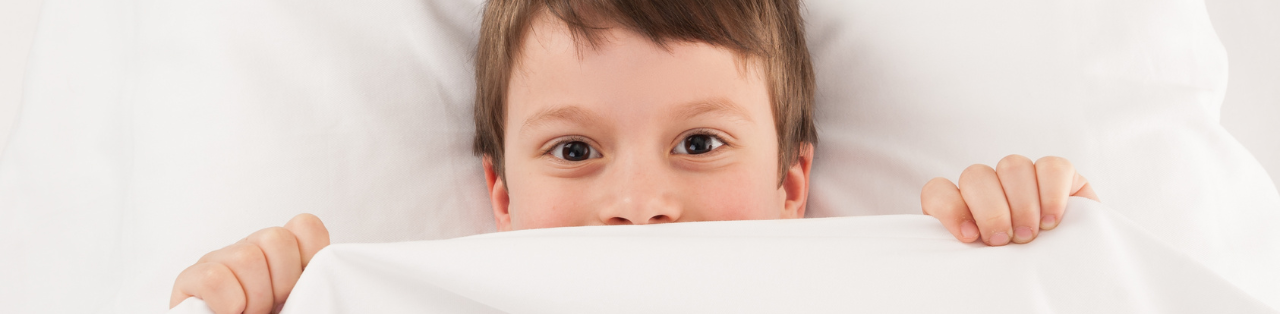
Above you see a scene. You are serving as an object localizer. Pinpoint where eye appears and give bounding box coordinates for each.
[551,141,602,161]
[673,134,724,155]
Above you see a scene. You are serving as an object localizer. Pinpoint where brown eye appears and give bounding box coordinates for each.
[552,141,601,161]
[673,134,724,155]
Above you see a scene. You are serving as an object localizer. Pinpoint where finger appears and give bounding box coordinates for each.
[1071,172,1100,202]
[284,213,330,267]
[1035,156,1076,230]
[922,177,980,243]
[959,164,1013,246]
[203,243,275,314]
[995,155,1040,244]
[246,227,302,313]
[171,262,246,314]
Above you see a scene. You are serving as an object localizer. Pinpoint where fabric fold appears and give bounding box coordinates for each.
[170,198,1276,314]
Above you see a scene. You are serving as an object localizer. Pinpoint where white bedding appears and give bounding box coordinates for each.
[6,0,1280,312]
[168,198,1276,313]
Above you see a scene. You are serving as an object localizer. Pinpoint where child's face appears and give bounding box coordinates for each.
[484,14,812,231]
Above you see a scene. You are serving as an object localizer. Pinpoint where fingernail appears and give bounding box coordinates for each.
[1013,226,1034,243]
[988,231,1010,246]
[960,220,979,241]
[1041,215,1058,229]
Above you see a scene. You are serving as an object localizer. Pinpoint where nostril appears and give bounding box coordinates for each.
[650,215,669,223]
[608,217,632,225]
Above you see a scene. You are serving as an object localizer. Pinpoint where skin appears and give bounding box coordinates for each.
[170,214,328,314]
[170,13,1098,314]
[922,155,1099,246]
[487,13,809,230]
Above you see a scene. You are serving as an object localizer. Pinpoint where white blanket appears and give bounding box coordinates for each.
[169,198,1274,314]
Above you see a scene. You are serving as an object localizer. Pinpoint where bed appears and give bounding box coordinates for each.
[165,199,1275,313]
[2,0,1278,312]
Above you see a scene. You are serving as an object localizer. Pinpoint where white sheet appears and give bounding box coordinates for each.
[169,198,1275,313]
[7,0,1280,312]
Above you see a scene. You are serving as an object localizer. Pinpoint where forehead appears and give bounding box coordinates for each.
[513,9,760,75]
[507,12,770,129]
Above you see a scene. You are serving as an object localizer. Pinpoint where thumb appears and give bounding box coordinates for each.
[1070,172,1100,202]
[283,213,330,267]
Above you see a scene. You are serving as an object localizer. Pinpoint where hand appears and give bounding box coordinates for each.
[170,214,330,314]
[921,155,1099,246]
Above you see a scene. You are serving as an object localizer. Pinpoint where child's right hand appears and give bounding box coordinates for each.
[169,214,330,314]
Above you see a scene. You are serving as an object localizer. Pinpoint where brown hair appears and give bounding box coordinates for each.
[473,0,816,184]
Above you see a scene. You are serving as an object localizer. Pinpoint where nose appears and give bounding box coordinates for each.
[596,155,683,225]
[601,199,681,225]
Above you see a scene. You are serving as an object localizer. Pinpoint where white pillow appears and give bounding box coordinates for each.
[1,0,1276,313]
[1,0,492,313]
[802,0,1280,306]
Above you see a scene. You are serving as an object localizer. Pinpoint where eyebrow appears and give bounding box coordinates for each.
[673,98,754,124]
[519,98,754,135]
[521,105,603,134]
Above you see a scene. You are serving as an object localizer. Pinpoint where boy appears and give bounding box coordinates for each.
[171,0,1098,313]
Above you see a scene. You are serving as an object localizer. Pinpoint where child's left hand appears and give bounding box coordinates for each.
[921,155,1099,246]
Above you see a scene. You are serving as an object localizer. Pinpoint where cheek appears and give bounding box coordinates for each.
[506,175,593,230]
[682,165,781,221]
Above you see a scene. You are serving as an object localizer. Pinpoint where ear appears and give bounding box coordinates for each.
[484,156,513,231]
[779,144,814,219]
